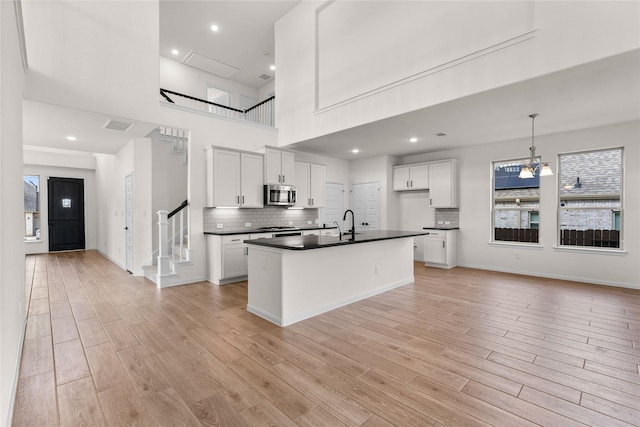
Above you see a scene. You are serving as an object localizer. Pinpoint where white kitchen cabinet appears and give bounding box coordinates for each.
[429,160,458,208]
[207,234,250,284]
[413,235,425,261]
[206,147,264,207]
[240,153,264,207]
[222,237,248,279]
[393,163,429,191]
[423,229,457,268]
[303,229,336,236]
[294,162,326,208]
[265,148,295,185]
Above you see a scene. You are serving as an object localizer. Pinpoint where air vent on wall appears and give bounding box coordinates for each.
[259,74,271,80]
[104,119,134,132]
[183,50,238,78]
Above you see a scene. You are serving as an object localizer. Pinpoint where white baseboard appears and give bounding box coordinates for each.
[458,263,640,290]
[96,250,126,271]
[6,315,27,427]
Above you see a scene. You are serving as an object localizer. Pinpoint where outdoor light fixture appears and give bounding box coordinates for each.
[519,113,553,179]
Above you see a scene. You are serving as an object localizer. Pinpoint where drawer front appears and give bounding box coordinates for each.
[222,234,249,245]
[424,230,444,238]
[248,233,273,240]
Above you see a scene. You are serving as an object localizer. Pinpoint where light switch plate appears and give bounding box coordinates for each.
[437,220,444,225]
[307,220,312,224]
[444,221,450,225]
[245,223,251,227]
[288,221,293,225]
[216,224,223,229]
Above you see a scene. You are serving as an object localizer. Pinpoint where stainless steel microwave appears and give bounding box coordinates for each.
[264,184,296,206]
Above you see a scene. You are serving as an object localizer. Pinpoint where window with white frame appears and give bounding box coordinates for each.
[492,158,541,244]
[24,175,41,241]
[558,147,623,249]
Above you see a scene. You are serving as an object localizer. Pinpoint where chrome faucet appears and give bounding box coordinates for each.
[343,209,355,240]
[333,221,341,236]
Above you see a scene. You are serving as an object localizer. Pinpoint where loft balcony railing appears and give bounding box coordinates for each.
[160,88,275,128]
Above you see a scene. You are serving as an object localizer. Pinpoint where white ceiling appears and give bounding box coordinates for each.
[23,101,158,155]
[159,0,300,89]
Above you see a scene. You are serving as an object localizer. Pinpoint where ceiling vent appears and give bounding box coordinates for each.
[259,74,272,80]
[183,50,238,78]
[104,119,134,132]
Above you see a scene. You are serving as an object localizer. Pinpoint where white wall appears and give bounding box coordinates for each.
[275,1,640,146]
[0,1,26,424]
[402,121,640,289]
[95,138,153,275]
[22,0,160,124]
[349,155,400,230]
[160,57,269,109]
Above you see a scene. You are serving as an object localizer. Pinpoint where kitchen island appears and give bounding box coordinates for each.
[245,230,428,326]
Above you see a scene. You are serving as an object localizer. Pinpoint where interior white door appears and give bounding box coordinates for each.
[321,182,344,228]
[125,173,134,273]
[351,182,380,232]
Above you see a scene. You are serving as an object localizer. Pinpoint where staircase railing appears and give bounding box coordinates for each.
[157,200,190,278]
[159,88,275,128]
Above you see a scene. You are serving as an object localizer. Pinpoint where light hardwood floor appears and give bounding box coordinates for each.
[12,250,640,426]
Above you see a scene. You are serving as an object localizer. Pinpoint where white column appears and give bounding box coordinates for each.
[157,210,171,277]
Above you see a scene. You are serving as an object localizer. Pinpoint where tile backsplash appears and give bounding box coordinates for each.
[203,207,320,232]
[434,208,459,228]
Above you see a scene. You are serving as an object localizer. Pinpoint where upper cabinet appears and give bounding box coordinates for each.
[392,163,429,191]
[393,159,458,208]
[294,162,326,208]
[265,148,295,185]
[428,160,457,208]
[206,147,264,208]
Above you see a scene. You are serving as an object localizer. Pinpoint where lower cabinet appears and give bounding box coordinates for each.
[424,229,457,269]
[207,234,250,285]
[302,229,335,236]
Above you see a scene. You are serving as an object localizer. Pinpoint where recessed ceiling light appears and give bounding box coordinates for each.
[210,24,219,32]
[171,49,179,55]
[351,148,360,154]
[270,64,276,71]
[66,136,77,141]
[409,137,418,143]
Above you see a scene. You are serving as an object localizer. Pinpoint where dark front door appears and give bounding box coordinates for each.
[48,177,85,251]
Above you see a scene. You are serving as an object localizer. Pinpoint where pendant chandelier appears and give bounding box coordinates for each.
[519,113,553,179]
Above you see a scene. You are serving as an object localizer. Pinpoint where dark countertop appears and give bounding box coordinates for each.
[204,226,337,236]
[244,230,429,251]
[423,227,460,230]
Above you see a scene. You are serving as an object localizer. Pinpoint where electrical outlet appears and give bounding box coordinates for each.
[315,218,319,224]
[288,221,293,225]
[437,220,444,225]
[216,224,223,229]
[444,221,450,225]
[307,220,312,224]
[245,223,251,228]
